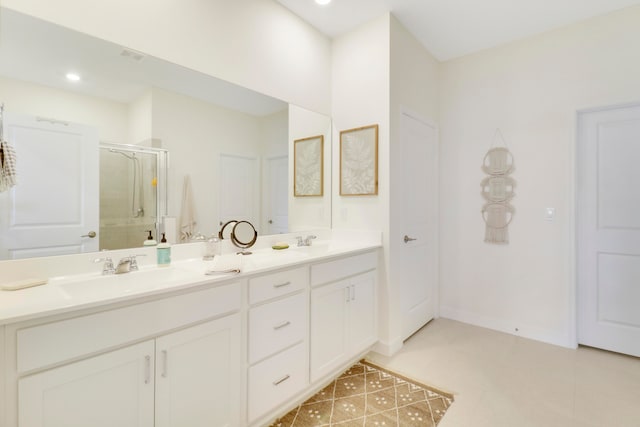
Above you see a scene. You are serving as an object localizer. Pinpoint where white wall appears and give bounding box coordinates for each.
[288,105,332,232]
[331,15,390,233]
[0,75,128,143]
[330,15,440,354]
[438,6,640,347]
[3,0,332,114]
[384,16,441,352]
[127,89,153,145]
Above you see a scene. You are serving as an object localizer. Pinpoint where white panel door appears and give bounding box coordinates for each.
[155,314,241,427]
[19,340,155,427]
[399,112,438,340]
[218,153,259,229]
[578,104,640,357]
[0,112,99,259]
[265,155,288,234]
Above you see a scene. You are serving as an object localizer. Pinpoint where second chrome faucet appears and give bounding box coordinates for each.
[296,235,317,247]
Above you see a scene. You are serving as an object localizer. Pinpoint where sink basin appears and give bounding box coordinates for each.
[241,249,307,270]
[288,242,351,256]
[54,267,200,300]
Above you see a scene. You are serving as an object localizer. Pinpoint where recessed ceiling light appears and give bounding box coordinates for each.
[315,0,331,5]
[65,73,81,82]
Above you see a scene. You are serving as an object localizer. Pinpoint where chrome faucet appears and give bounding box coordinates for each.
[296,235,317,247]
[115,258,132,274]
[93,257,115,275]
[115,254,147,274]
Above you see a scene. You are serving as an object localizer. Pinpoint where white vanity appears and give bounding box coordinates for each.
[0,232,380,427]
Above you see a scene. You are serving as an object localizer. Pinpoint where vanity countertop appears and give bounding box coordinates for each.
[0,238,380,326]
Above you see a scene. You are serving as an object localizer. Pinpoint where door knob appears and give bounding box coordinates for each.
[81,231,97,238]
[404,235,417,243]
[268,219,273,224]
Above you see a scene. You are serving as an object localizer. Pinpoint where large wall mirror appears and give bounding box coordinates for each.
[0,7,331,260]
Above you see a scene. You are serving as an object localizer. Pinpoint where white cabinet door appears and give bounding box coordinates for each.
[310,280,349,382]
[155,314,242,427]
[310,272,377,382]
[348,271,377,352]
[19,340,155,427]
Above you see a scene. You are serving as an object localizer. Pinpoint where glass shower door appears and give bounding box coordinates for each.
[99,144,166,250]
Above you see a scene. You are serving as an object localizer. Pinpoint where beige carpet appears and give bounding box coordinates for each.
[269,360,454,426]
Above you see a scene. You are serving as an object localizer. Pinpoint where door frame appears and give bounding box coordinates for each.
[572,100,640,349]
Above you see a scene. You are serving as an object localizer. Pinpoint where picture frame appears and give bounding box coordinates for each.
[340,124,378,196]
[294,135,324,197]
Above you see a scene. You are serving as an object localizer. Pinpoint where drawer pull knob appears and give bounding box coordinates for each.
[273,374,290,386]
[273,321,291,330]
[273,281,291,288]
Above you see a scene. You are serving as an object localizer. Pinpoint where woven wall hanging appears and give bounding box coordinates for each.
[481,129,515,244]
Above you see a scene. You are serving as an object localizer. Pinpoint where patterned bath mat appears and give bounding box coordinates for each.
[269,360,454,426]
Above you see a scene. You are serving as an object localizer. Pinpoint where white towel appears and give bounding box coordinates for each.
[205,254,242,275]
[0,140,17,192]
[179,174,197,242]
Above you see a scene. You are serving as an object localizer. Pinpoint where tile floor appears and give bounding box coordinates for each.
[366,318,640,427]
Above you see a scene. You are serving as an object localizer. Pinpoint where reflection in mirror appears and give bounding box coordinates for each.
[99,143,168,251]
[0,7,331,261]
[289,106,332,232]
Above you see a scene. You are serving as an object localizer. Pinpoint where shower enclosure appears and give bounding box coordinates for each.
[99,143,168,250]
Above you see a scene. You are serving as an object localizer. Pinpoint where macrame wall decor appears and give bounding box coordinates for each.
[481,129,515,244]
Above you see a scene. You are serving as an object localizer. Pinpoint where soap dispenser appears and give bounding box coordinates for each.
[143,230,157,246]
[157,233,171,267]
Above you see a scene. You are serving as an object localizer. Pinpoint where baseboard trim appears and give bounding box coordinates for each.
[439,305,575,349]
[371,336,403,356]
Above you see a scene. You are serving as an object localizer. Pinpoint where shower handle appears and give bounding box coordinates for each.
[81,231,97,238]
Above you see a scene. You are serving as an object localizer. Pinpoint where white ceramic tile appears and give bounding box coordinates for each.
[367,318,640,426]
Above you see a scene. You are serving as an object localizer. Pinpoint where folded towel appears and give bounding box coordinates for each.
[0,140,17,192]
[205,254,242,275]
[1,278,48,291]
[179,174,197,242]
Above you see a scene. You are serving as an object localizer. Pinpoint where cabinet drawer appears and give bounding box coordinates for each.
[249,292,307,364]
[17,282,241,374]
[248,342,307,422]
[249,267,308,305]
[311,251,377,287]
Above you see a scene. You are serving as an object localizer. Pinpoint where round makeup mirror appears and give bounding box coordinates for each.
[218,220,238,240]
[231,220,258,255]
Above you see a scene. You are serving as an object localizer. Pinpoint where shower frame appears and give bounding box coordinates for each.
[99,142,169,238]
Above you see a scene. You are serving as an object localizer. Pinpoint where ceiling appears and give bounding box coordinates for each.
[276,0,640,60]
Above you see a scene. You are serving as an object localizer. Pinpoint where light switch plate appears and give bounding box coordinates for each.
[545,207,555,221]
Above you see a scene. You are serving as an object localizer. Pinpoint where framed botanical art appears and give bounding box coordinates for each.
[340,124,378,196]
[294,135,324,197]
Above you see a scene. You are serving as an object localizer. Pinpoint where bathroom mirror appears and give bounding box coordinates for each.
[0,7,331,260]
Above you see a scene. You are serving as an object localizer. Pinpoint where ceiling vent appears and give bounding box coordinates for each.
[120,48,146,62]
